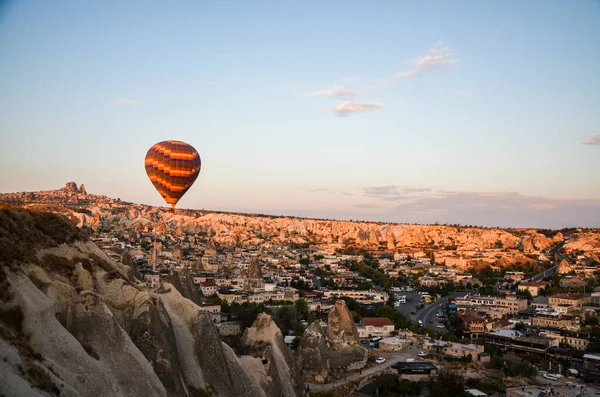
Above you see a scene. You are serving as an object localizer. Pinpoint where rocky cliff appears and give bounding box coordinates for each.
[0,208,276,397]
[327,300,359,347]
[2,184,595,255]
[298,321,329,383]
[240,313,303,397]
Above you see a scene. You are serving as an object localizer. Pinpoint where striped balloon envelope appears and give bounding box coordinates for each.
[144,140,201,208]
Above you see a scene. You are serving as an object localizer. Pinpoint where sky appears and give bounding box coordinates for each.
[0,0,599,229]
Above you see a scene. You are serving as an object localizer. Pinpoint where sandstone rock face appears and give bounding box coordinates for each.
[299,321,329,383]
[240,313,303,397]
[64,182,80,193]
[327,300,359,347]
[0,208,273,397]
[553,232,564,243]
[557,258,574,274]
[172,267,203,306]
[2,184,598,255]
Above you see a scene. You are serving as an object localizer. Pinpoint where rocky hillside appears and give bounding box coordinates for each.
[0,208,298,397]
[3,183,598,254]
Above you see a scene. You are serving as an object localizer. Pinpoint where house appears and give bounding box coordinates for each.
[199,304,221,323]
[531,311,580,331]
[458,311,488,339]
[505,271,525,281]
[391,362,437,380]
[357,317,395,338]
[200,281,218,296]
[560,276,587,289]
[143,271,160,288]
[219,321,243,336]
[517,281,549,297]
[423,340,485,361]
[549,293,589,307]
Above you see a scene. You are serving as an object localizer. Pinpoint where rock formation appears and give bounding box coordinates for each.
[327,300,359,347]
[240,313,303,397]
[1,183,598,257]
[0,208,278,397]
[299,321,329,383]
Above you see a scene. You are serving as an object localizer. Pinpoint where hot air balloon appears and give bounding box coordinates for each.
[145,140,201,208]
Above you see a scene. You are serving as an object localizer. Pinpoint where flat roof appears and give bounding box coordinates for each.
[392,362,437,371]
[465,389,488,397]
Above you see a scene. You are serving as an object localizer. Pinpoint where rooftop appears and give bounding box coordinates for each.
[363,317,394,327]
[391,362,437,371]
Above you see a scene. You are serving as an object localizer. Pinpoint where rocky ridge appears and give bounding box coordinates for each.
[2,184,595,255]
[0,208,298,397]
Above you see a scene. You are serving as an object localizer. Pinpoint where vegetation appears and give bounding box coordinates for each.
[0,208,86,265]
[428,370,465,397]
[490,355,538,377]
[376,305,411,329]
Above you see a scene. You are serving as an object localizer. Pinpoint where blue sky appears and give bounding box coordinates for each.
[1,0,599,228]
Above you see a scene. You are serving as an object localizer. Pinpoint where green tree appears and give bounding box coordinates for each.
[295,299,308,316]
[429,370,465,397]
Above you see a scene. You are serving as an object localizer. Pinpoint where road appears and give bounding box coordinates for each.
[530,241,565,282]
[416,292,470,333]
[307,348,419,393]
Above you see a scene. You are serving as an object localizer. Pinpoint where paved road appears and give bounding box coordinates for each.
[417,292,469,333]
[530,241,565,282]
[307,349,419,393]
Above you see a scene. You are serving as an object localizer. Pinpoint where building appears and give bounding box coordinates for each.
[583,354,600,382]
[219,321,243,336]
[378,337,408,352]
[322,290,389,302]
[458,311,488,339]
[357,317,395,338]
[143,271,160,288]
[484,329,558,355]
[505,271,525,281]
[532,311,580,331]
[549,293,589,307]
[517,281,549,297]
[453,294,528,314]
[423,340,485,361]
[199,304,221,323]
[560,276,587,289]
[200,281,218,296]
[391,362,437,380]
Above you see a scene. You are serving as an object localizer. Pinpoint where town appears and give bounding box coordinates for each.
[2,183,600,397]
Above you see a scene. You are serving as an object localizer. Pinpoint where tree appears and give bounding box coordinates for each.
[295,299,308,316]
[513,321,526,331]
[429,370,465,397]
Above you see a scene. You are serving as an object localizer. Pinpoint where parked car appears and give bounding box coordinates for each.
[375,357,386,364]
[543,374,558,381]
[418,351,428,357]
[437,324,445,329]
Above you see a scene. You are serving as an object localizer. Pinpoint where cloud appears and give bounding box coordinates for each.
[309,85,358,100]
[331,101,383,116]
[311,184,600,227]
[370,45,456,88]
[580,134,600,145]
[456,90,471,96]
[114,98,137,105]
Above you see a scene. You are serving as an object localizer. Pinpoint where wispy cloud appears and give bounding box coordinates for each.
[331,101,383,116]
[456,90,471,96]
[310,184,600,227]
[370,45,456,88]
[309,85,358,100]
[114,98,137,105]
[580,134,600,146]
[305,44,456,117]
